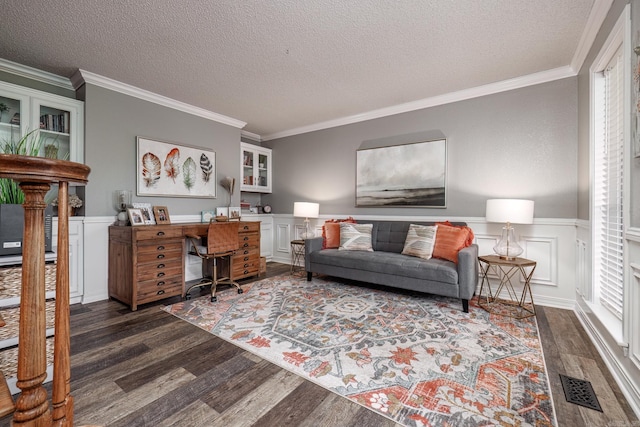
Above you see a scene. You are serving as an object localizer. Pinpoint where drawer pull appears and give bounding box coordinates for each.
[157,290,165,295]
[157,272,165,277]
[243,236,249,241]
[243,225,249,230]
[244,270,249,274]
[244,263,249,268]
[157,263,165,268]
[157,254,165,259]
[244,256,249,261]
[243,243,249,248]
[157,281,165,286]
[157,231,165,236]
[157,245,165,250]
[243,250,249,255]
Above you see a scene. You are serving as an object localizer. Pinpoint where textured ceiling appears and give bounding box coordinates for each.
[0,0,598,139]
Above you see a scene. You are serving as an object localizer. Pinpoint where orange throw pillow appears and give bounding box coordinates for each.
[436,221,475,247]
[322,217,357,249]
[433,224,470,264]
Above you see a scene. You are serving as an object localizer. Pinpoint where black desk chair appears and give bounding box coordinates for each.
[185,221,243,302]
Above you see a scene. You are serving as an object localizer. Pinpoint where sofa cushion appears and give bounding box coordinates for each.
[436,220,475,247]
[401,224,438,260]
[322,217,357,249]
[339,223,373,251]
[433,224,469,264]
[310,249,458,284]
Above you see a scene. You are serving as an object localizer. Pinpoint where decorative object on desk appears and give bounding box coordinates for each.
[136,136,216,198]
[113,189,132,226]
[127,208,144,226]
[262,204,272,214]
[215,207,229,218]
[51,193,82,216]
[229,206,241,220]
[485,198,534,260]
[356,138,446,207]
[220,176,235,208]
[153,205,171,224]
[132,202,155,225]
[293,201,319,239]
[201,210,216,223]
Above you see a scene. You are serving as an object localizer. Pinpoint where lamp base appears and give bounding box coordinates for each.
[493,225,523,260]
[300,231,315,240]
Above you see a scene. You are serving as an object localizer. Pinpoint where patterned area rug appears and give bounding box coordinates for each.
[163,275,557,426]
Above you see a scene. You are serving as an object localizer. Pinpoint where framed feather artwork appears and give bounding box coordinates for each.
[136,136,216,198]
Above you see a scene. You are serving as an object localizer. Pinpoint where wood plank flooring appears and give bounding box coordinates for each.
[2,262,638,426]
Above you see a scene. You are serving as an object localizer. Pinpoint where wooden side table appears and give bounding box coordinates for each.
[290,239,305,276]
[477,254,537,319]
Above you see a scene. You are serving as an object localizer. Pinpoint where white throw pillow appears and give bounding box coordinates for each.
[339,223,373,251]
[401,224,438,260]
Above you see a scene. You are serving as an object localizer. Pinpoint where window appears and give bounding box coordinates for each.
[593,46,624,320]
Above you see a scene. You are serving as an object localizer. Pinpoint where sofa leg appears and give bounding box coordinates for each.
[462,299,469,313]
[307,271,312,281]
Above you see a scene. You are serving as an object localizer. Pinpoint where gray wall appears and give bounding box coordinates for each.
[82,84,242,216]
[263,77,578,219]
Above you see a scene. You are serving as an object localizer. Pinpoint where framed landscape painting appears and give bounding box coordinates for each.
[356,138,446,207]
[137,136,216,198]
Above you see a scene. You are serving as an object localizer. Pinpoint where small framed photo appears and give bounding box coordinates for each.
[153,206,171,224]
[127,208,145,226]
[216,207,229,218]
[229,206,241,220]
[201,210,216,223]
[133,202,155,225]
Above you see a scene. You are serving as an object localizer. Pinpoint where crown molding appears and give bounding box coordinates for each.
[571,0,615,73]
[262,66,575,141]
[0,58,74,90]
[71,69,247,129]
[241,130,262,142]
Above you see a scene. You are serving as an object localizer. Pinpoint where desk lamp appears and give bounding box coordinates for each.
[293,202,319,239]
[485,199,534,260]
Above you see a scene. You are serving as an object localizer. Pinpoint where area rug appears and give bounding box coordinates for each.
[163,275,557,426]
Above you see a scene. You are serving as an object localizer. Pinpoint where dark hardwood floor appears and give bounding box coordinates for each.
[2,262,638,426]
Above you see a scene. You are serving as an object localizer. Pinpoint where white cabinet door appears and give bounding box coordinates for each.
[241,142,272,193]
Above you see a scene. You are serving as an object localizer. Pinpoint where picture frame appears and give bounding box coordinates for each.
[215,207,229,218]
[356,138,446,207]
[136,136,216,198]
[229,206,241,220]
[132,202,155,225]
[127,208,145,226]
[201,210,216,223]
[153,206,171,224]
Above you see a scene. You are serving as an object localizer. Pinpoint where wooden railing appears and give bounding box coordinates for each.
[0,154,90,426]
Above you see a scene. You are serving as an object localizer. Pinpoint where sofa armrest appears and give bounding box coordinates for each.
[457,244,479,300]
[304,237,323,271]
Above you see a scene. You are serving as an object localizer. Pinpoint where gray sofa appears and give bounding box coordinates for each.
[304,220,478,312]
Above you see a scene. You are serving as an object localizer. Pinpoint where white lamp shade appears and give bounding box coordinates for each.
[293,202,319,219]
[485,199,534,224]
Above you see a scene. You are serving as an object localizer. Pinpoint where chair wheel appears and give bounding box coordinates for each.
[211,296,217,302]
[237,288,243,294]
[185,294,192,300]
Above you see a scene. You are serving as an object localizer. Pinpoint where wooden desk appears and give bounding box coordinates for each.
[108,221,260,310]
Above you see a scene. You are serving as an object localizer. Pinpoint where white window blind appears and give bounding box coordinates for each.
[594,46,624,320]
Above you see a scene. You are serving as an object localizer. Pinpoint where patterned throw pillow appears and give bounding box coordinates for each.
[339,223,373,251]
[401,224,438,260]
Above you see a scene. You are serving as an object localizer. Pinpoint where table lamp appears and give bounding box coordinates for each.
[485,199,534,260]
[293,202,319,239]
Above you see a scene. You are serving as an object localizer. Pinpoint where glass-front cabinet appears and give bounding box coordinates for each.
[241,142,272,193]
[0,81,84,163]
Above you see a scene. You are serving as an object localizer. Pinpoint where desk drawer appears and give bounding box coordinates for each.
[235,247,260,259]
[138,275,182,294]
[137,263,182,282]
[137,241,182,254]
[137,282,182,304]
[239,222,260,233]
[136,248,182,264]
[135,227,183,241]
